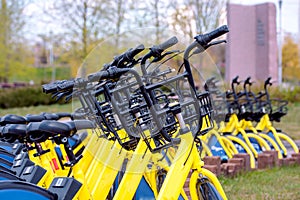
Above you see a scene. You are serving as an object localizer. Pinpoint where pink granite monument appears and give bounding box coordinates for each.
[226,3,278,82]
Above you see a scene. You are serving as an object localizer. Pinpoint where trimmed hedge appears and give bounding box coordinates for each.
[0,83,299,109]
[0,86,65,109]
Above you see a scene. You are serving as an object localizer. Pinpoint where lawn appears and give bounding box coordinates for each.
[220,165,300,200]
[0,103,73,116]
[274,103,300,140]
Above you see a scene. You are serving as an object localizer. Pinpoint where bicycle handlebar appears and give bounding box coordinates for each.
[57,79,76,91]
[42,80,68,94]
[232,76,240,85]
[88,67,129,82]
[183,25,229,93]
[124,44,145,60]
[150,36,178,54]
[244,77,251,85]
[265,77,272,87]
[107,44,145,69]
[194,25,229,46]
[141,37,178,78]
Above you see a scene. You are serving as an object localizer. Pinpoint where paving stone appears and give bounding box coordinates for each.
[228,158,244,173]
[203,156,221,175]
[233,153,251,171]
[291,153,300,165]
[203,164,219,176]
[257,153,272,169]
[221,163,238,177]
[288,157,297,165]
[263,150,279,166]
[281,157,297,166]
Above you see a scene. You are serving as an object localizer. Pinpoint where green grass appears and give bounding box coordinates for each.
[220,165,300,200]
[274,103,300,140]
[11,66,71,84]
[0,103,73,116]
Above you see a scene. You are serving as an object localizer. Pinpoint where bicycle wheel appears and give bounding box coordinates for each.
[197,177,223,200]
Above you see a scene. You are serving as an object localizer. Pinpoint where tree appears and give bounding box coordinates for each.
[43,0,108,59]
[0,0,29,82]
[170,4,195,39]
[104,0,126,47]
[187,0,225,34]
[282,35,300,82]
[130,0,173,43]
[170,0,225,38]
[38,0,111,77]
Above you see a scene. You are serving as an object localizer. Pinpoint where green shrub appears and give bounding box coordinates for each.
[0,86,66,109]
[254,85,300,103]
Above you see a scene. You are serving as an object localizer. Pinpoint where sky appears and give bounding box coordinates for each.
[24,0,300,42]
[230,0,299,34]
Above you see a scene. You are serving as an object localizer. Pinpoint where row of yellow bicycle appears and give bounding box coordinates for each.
[1,24,297,200]
[0,26,232,200]
[200,76,299,169]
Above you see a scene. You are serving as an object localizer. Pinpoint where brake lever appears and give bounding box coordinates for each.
[191,40,227,55]
[152,50,180,63]
[206,40,227,48]
[64,92,74,103]
[55,92,67,102]
[51,91,60,99]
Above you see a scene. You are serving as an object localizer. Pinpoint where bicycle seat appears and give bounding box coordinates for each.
[26,113,59,122]
[27,120,95,143]
[26,112,72,122]
[0,115,27,126]
[0,124,27,143]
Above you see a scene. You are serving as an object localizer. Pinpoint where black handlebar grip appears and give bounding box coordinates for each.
[109,45,144,68]
[88,68,129,82]
[232,76,239,84]
[88,71,109,82]
[244,77,252,85]
[57,80,75,91]
[125,44,145,59]
[42,80,68,94]
[156,36,178,51]
[42,83,58,94]
[205,25,229,41]
[265,77,272,85]
[195,25,229,46]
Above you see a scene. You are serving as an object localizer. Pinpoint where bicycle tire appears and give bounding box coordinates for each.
[197,177,223,200]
